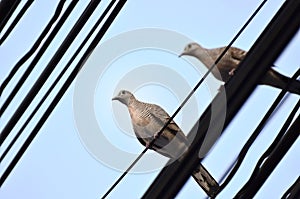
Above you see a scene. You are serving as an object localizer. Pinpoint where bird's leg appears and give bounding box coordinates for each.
[145,132,161,148]
[153,131,161,140]
[217,84,225,92]
[229,68,236,76]
[145,142,151,148]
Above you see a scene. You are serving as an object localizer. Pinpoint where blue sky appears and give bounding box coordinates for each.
[0,0,299,198]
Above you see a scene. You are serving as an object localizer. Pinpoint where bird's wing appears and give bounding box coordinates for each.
[146,104,189,158]
[206,46,226,60]
[229,46,247,61]
[208,46,246,62]
[149,104,188,144]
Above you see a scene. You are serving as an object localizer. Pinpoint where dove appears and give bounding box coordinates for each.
[112,90,219,197]
[179,42,300,95]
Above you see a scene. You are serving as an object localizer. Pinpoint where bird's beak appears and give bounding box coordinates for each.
[112,96,119,101]
[178,52,185,58]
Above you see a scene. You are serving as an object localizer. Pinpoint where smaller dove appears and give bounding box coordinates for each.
[179,42,300,95]
[112,90,219,197]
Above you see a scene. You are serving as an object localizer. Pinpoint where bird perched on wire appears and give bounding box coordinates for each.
[112,90,219,197]
[179,42,300,95]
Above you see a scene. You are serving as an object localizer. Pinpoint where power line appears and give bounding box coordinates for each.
[0,0,34,45]
[235,99,300,198]
[0,0,66,107]
[0,0,80,163]
[0,0,116,163]
[101,1,268,198]
[216,68,300,196]
[142,0,300,198]
[0,0,21,33]
[282,176,300,199]
[0,0,127,187]
[0,0,101,146]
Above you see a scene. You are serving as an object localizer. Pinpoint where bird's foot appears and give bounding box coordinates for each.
[229,68,236,76]
[217,85,225,92]
[154,131,160,140]
[145,142,151,148]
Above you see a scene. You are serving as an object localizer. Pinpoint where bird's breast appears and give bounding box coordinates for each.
[128,106,150,127]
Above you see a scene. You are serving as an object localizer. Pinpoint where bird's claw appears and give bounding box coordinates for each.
[229,68,236,76]
[154,132,160,139]
[146,142,151,148]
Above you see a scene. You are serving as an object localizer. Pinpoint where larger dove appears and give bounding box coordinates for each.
[179,42,300,95]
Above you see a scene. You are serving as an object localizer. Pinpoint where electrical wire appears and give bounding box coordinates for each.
[282,176,300,199]
[215,68,300,196]
[0,0,80,163]
[0,0,34,45]
[143,0,300,198]
[0,0,101,146]
[0,0,66,107]
[235,98,300,198]
[101,1,268,198]
[0,0,21,33]
[0,0,127,187]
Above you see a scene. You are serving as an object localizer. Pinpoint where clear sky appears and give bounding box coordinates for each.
[0,0,299,199]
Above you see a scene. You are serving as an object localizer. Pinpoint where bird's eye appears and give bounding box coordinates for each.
[188,44,191,49]
[121,91,126,95]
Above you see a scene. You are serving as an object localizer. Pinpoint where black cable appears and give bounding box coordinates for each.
[241,99,300,194]
[102,1,268,198]
[238,99,300,196]
[0,0,81,163]
[215,68,300,196]
[282,176,300,199]
[0,0,126,188]
[143,0,300,198]
[0,0,116,163]
[0,0,34,45]
[0,0,66,104]
[102,147,147,199]
[0,0,101,146]
[235,99,300,198]
[0,0,21,33]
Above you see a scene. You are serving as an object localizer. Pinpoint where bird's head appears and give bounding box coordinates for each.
[112,90,134,106]
[179,42,201,57]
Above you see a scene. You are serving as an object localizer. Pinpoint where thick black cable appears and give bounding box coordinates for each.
[0,0,34,45]
[0,0,116,163]
[282,176,300,199]
[215,68,300,196]
[143,0,300,198]
[235,99,300,198]
[0,0,20,33]
[101,1,267,198]
[0,0,101,146]
[0,0,66,105]
[0,0,126,187]
[0,0,83,163]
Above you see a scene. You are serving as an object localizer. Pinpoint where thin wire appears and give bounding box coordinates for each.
[101,1,268,198]
[0,0,126,187]
[101,148,147,199]
[215,68,300,196]
[236,98,300,197]
[0,0,81,163]
[143,0,300,197]
[0,0,34,45]
[0,0,101,146]
[0,0,66,107]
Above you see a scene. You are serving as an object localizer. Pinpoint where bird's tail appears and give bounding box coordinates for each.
[192,163,219,197]
[262,68,300,95]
